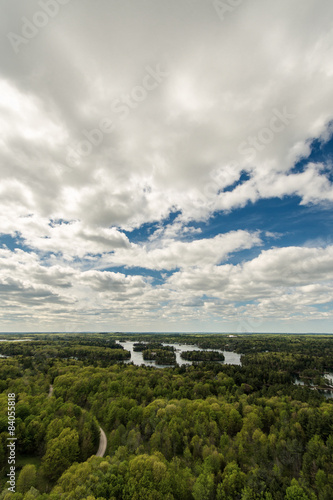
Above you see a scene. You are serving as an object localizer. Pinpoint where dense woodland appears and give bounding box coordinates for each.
[0,333,332,499]
[133,343,172,352]
[142,347,176,365]
[180,351,225,362]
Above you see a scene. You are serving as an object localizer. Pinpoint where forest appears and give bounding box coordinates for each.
[180,351,225,362]
[142,347,176,365]
[0,333,332,499]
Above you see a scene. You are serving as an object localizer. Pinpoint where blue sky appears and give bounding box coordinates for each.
[0,0,333,333]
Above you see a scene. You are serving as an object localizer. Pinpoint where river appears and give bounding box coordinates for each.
[294,372,333,399]
[116,340,242,368]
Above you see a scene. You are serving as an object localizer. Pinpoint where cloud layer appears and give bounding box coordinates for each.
[0,0,333,331]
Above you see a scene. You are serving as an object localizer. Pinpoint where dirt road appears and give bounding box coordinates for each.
[96,426,107,457]
[48,385,53,398]
[48,384,107,457]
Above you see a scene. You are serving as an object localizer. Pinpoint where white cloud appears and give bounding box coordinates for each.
[0,216,130,259]
[0,243,332,331]
[0,0,333,231]
[164,245,333,325]
[1,0,333,330]
[101,229,262,271]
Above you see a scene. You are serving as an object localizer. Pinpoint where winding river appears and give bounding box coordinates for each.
[116,340,242,368]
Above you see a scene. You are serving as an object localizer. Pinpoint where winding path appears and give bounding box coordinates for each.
[96,426,107,457]
[48,384,53,398]
[48,384,107,457]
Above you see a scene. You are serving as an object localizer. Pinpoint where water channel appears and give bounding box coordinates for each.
[294,373,333,399]
[116,340,242,368]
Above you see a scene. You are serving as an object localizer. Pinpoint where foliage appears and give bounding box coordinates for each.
[181,350,225,362]
[0,333,332,498]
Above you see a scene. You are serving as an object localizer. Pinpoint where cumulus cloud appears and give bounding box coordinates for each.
[0,243,332,331]
[167,245,333,294]
[1,0,333,228]
[98,229,263,271]
[1,0,333,330]
[163,245,333,327]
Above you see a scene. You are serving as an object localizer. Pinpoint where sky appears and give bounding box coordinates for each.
[0,0,333,333]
